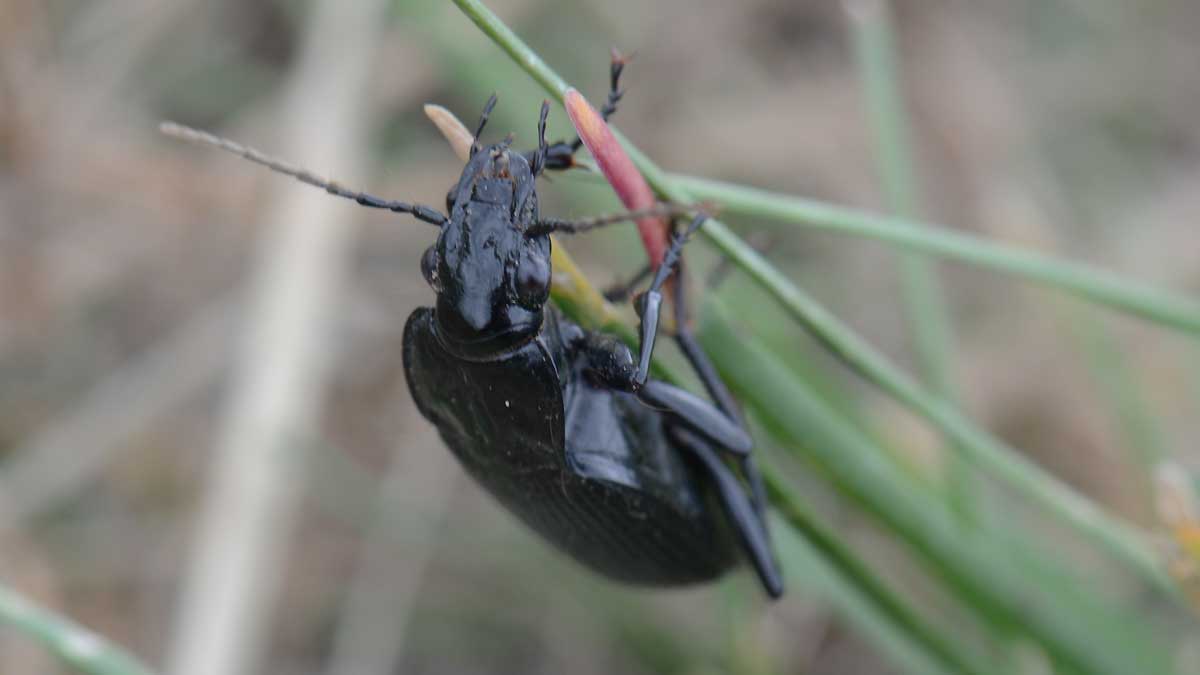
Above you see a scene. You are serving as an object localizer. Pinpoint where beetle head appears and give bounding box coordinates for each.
[422,141,551,359]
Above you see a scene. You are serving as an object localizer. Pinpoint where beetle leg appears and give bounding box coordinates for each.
[670,259,741,422]
[670,426,784,599]
[533,51,628,172]
[554,213,700,386]
[575,209,775,555]
[602,263,652,303]
[670,258,770,519]
[628,214,707,384]
[573,215,751,458]
[528,203,697,237]
[637,381,752,454]
[622,214,768,520]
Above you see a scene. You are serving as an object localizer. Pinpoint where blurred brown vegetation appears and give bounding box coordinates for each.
[2,1,1200,673]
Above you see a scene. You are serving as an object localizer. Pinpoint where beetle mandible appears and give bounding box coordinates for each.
[163,60,783,598]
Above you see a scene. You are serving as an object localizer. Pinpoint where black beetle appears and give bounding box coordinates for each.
[161,66,783,599]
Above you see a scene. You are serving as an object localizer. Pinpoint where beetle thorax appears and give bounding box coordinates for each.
[421,144,552,360]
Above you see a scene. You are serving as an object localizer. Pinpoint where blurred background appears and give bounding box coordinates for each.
[2,0,1200,673]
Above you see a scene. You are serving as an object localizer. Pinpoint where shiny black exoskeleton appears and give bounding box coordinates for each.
[397,80,781,598]
[175,60,783,598]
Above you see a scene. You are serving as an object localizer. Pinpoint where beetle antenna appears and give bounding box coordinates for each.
[160,122,447,226]
[527,202,711,237]
[470,93,499,157]
[531,101,550,176]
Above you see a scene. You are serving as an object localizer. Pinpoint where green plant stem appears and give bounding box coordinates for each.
[567,164,1200,338]
[0,586,156,675]
[545,192,988,675]
[1067,308,1166,518]
[450,0,1173,596]
[457,0,1200,336]
[1192,348,1200,415]
[700,301,1169,675]
[762,466,993,675]
[1074,311,1168,468]
[637,125,1173,595]
[851,0,956,400]
[849,0,973,520]
[670,174,1200,335]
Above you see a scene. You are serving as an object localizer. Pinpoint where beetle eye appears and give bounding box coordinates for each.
[514,254,550,308]
[420,245,442,292]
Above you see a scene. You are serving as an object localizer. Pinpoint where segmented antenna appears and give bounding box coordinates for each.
[526,203,710,237]
[531,101,550,176]
[159,122,447,226]
[470,94,499,157]
[161,122,340,190]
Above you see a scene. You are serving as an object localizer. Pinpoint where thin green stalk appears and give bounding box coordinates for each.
[454,0,1198,346]
[532,106,1174,675]
[670,174,1200,335]
[452,19,1168,675]
[700,300,1170,675]
[1191,347,1200,417]
[1067,308,1166,518]
[768,519,960,675]
[450,0,1173,595]
[639,109,1174,593]
[762,466,993,675]
[1074,310,1168,468]
[850,0,955,400]
[566,165,1200,338]
[0,586,155,675]
[545,173,997,675]
[849,0,973,520]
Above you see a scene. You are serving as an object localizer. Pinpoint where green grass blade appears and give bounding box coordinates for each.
[769,521,960,675]
[699,299,1172,675]
[0,585,156,675]
[764,470,993,675]
[1074,310,1169,469]
[849,0,974,519]
[533,189,1176,675]
[671,174,1200,335]
[449,0,1174,599]
[671,173,1170,594]
[850,0,956,399]
[547,222,986,675]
